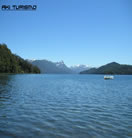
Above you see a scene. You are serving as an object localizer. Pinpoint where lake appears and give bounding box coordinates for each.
[0,74,132,138]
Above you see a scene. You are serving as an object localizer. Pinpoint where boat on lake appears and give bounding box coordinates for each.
[104,75,114,80]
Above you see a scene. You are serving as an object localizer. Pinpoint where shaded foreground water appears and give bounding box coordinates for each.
[0,74,132,138]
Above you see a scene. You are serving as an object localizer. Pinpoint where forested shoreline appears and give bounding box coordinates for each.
[0,44,40,74]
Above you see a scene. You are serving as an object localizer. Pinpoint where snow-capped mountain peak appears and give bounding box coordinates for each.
[70,64,91,73]
[55,61,68,69]
[26,59,36,62]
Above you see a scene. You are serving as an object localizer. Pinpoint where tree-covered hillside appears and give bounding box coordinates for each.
[80,62,132,75]
[0,44,40,73]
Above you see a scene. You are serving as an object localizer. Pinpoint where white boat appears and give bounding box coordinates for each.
[104,75,114,80]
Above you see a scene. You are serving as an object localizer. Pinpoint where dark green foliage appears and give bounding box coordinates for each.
[80,62,132,75]
[0,44,40,73]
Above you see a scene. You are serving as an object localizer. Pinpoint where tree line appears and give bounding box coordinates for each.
[0,44,40,73]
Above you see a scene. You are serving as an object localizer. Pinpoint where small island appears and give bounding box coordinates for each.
[80,62,132,75]
[0,44,40,74]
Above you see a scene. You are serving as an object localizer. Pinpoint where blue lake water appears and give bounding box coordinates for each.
[0,74,132,138]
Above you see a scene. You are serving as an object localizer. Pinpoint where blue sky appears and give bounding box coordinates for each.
[0,0,132,67]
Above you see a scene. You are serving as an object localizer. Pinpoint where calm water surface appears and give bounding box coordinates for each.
[0,74,132,138]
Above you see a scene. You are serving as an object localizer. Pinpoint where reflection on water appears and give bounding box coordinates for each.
[0,74,12,103]
[0,74,132,138]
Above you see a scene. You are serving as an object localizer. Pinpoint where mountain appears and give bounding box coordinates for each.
[28,59,73,74]
[70,64,91,73]
[80,62,132,75]
[0,44,40,73]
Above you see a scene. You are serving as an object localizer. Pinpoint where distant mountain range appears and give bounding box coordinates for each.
[27,59,132,75]
[28,59,73,74]
[70,64,91,73]
[28,59,91,74]
[80,62,132,75]
[2,44,132,75]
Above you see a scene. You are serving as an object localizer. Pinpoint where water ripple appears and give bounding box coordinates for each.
[0,74,132,137]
